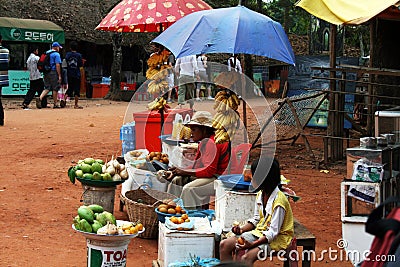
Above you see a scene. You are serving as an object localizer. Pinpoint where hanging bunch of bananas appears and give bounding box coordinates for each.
[212,90,241,144]
[147,96,170,112]
[147,68,170,94]
[146,49,171,80]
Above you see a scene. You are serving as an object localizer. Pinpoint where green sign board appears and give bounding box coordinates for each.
[0,17,65,44]
[2,70,31,95]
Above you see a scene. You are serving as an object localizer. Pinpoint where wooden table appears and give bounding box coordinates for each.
[294,219,316,267]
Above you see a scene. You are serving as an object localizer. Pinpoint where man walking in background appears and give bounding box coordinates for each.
[0,34,9,126]
[175,55,199,110]
[23,47,44,109]
[38,42,62,109]
[63,41,83,109]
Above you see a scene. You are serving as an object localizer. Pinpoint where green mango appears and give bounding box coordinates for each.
[102,173,112,181]
[96,213,107,226]
[95,159,105,165]
[92,172,102,181]
[78,219,93,233]
[68,166,76,184]
[83,173,93,180]
[91,162,103,173]
[84,158,95,165]
[88,204,104,213]
[77,206,94,223]
[73,215,81,230]
[103,211,117,225]
[75,169,84,178]
[80,163,92,173]
[91,220,103,233]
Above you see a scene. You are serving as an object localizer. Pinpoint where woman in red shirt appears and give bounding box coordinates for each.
[167,111,230,209]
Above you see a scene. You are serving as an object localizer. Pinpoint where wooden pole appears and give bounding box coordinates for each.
[327,24,337,162]
[366,19,376,136]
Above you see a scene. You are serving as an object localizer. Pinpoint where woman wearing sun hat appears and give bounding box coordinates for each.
[167,111,231,209]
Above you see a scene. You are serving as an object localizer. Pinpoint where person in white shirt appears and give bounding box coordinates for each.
[227,54,242,73]
[22,47,45,109]
[174,55,199,110]
[196,54,213,101]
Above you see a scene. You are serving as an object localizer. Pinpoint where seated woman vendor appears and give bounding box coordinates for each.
[166,111,230,209]
[219,157,294,266]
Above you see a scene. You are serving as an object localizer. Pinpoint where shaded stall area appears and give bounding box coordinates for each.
[0,17,64,96]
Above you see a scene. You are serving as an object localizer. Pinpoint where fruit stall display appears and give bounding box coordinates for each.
[68,157,129,186]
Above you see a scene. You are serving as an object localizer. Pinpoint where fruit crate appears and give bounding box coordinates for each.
[92,84,110,98]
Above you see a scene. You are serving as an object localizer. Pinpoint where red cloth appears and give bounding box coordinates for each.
[192,134,230,177]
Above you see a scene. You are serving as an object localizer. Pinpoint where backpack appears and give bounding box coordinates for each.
[37,51,55,73]
[361,196,400,267]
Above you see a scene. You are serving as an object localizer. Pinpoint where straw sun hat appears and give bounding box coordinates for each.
[185,111,214,128]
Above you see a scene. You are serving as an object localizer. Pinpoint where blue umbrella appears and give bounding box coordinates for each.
[152,5,295,65]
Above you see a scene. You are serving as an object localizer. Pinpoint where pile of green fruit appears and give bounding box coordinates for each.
[68,157,128,184]
[73,204,117,234]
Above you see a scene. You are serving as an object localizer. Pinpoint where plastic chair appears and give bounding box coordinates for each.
[229,143,252,174]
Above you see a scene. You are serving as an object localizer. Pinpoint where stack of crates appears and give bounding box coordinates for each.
[120,122,136,156]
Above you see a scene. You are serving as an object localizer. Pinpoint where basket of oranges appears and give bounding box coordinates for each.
[155,199,187,224]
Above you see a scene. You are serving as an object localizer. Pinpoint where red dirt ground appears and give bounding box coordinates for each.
[0,97,354,267]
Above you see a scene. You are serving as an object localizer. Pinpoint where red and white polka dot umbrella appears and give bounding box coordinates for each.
[96,0,212,32]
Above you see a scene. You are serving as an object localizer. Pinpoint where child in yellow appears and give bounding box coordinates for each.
[219,157,294,266]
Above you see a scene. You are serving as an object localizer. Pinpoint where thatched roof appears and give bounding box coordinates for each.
[0,1,313,55]
[0,0,155,46]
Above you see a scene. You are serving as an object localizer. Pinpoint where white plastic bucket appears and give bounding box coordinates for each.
[86,238,130,267]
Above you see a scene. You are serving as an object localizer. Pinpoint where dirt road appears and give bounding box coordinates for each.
[0,97,353,266]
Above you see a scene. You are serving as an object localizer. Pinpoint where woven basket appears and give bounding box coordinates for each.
[122,187,177,239]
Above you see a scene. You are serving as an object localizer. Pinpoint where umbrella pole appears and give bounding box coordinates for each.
[160,108,164,150]
[240,67,247,144]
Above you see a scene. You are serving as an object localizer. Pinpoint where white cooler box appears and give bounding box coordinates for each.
[214,180,257,231]
[158,217,215,267]
[122,165,167,196]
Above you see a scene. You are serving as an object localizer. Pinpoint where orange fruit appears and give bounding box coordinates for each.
[237,237,245,245]
[168,208,176,214]
[158,204,168,210]
[180,209,186,214]
[130,226,138,234]
[175,206,182,213]
[181,214,188,220]
[170,217,178,224]
[185,219,190,222]
[136,223,143,231]
[159,207,168,213]
[177,218,184,224]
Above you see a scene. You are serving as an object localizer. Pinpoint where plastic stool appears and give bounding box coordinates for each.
[134,91,149,101]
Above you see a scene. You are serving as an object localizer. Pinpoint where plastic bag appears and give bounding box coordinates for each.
[172,114,183,140]
[169,146,195,169]
[351,158,384,183]
[168,257,220,267]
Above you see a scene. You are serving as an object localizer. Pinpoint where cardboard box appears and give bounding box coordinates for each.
[214,180,256,231]
[158,217,215,266]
